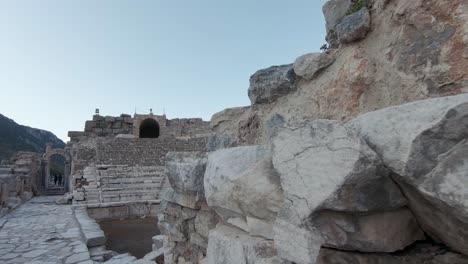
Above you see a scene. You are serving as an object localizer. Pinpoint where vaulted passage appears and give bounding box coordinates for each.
[139,118,160,138]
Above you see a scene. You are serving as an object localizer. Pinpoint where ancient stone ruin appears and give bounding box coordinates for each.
[1,0,467,263]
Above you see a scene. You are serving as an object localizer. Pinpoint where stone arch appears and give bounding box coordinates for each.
[41,145,71,194]
[139,118,160,138]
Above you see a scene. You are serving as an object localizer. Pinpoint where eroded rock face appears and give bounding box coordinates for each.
[248,64,296,105]
[348,94,468,255]
[336,8,371,44]
[271,120,420,263]
[166,151,207,196]
[293,53,335,81]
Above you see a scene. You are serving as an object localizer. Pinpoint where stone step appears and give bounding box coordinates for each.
[100,183,162,189]
[98,174,165,179]
[101,189,160,196]
[102,194,158,202]
[100,177,164,184]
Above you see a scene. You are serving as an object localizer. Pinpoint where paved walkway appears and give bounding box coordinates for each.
[0,196,93,264]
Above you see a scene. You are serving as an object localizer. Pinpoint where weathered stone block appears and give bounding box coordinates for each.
[84,121,96,132]
[204,146,283,223]
[166,152,207,195]
[272,120,418,263]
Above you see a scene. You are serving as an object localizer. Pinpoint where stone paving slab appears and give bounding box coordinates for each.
[0,196,93,264]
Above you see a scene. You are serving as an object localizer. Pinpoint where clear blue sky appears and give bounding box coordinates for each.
[0,0,327,142]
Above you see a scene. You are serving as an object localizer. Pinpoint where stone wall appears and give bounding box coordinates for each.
[83,114,134,137]
[0,152,40,217]
[96,137,208,167]
[69,113,210,140]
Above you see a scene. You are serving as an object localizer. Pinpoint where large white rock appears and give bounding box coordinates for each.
[205,224,282,264]
[204,146,284,222]
[272,120,418,263]
[347,94,468,255]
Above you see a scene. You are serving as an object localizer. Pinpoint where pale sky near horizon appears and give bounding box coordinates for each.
[0,0,327,142]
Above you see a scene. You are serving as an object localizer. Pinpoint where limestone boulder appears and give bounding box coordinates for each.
[347,94,468,255]
[204,146,284,224]
[293,53,335,81]
[248,64,296,105]
[205,224,282,264]
[336,8,371,43]
[165,151,207,195]
[322,0,352,32]
[271,120,419,263]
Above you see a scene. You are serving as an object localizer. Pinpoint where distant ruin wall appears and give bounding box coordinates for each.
[71,113,210,139]
[96,137,208,166]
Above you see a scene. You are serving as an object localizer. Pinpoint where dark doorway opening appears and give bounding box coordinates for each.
[139,118,160,138]
[49,154,65,188]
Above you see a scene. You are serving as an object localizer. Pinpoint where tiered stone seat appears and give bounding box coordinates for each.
[95,165,165,204]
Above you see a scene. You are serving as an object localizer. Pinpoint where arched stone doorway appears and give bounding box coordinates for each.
[41,145,71,195]
[139,118,160,138]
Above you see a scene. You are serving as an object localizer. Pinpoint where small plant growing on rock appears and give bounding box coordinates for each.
[320,44,329,52]
[347,0,366,15]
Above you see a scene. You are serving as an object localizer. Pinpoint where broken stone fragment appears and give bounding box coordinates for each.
[347,94,468,256]
[293,52,335,81]
[248,64,296,105]
[271,120,420,263]
[336,7,371,44]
